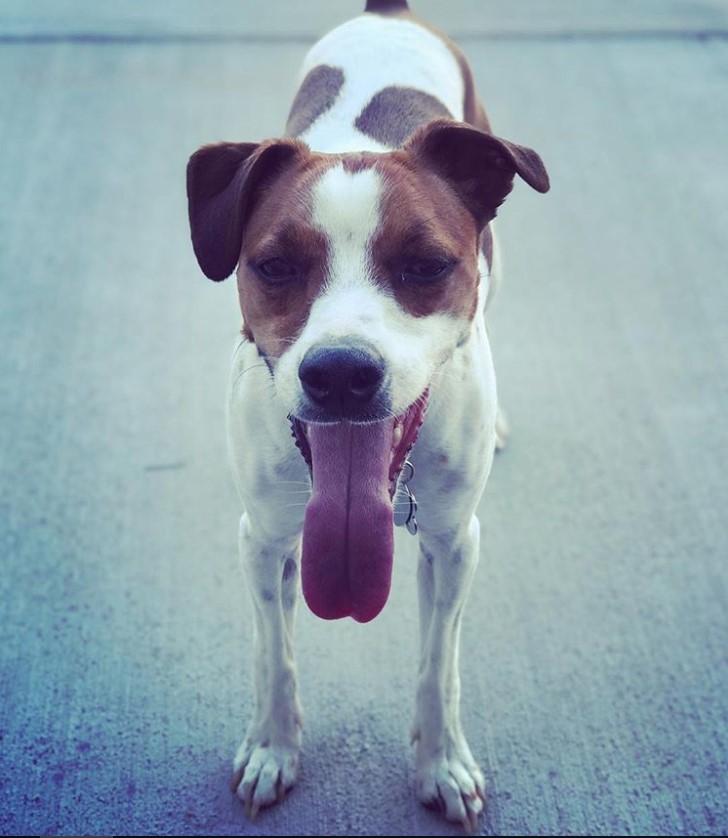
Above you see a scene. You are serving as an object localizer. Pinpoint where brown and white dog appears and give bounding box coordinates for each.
[186,0,548,829]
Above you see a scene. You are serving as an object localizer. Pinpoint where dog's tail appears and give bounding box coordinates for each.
[365,0,410,13]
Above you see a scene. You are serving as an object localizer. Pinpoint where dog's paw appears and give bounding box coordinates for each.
[495,404,509,452]
[416,751,486,832]
[232,740,300,819]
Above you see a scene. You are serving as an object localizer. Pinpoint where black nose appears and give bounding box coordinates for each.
[299,345,385,418]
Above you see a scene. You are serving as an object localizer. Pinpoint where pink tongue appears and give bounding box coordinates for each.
[301,420,395,623]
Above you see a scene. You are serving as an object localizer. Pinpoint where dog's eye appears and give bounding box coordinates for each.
[401,258,451,285]
[257,257,299,283]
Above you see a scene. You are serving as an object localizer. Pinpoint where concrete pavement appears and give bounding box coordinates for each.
[1,2,727,835]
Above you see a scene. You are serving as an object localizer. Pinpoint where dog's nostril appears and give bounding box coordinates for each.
[349,366,381,397]
[300,366,330,397]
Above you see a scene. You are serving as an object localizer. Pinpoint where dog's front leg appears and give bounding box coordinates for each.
[231,514,302,818]
[413,516,485,830]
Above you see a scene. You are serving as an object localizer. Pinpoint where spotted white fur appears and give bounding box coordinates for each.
[299,15,465,153]
[225,7,503,830]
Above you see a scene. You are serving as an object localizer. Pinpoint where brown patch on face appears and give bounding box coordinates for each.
[369,153,481,321]
[354,86,453,148]
[340,152,384,175]
[286,65,345,138]
[236,154,337,359]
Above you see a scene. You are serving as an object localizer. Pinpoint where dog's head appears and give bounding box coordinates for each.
[188,120,548,419]
[187,120,549,622]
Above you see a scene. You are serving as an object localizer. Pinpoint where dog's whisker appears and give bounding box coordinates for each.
[232,363,269,387]
[430,369,458,382]
[231,339,248,363]
[276,335,301,346]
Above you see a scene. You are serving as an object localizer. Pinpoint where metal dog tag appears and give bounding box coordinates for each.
[400,460,415,484]
[405,490,418,536]
[393,460,418,535]
[393,482,412,527]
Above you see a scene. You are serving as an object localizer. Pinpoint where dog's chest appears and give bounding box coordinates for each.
[286,15,465,153]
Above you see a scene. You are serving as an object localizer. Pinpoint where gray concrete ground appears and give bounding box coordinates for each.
[1,1,727,835]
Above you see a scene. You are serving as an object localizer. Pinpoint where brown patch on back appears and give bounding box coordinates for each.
[286,65,345,138]
[369,8,492,132]
[355,86,453,148]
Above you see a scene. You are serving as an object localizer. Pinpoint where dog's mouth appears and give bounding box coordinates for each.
[290,390,428,623]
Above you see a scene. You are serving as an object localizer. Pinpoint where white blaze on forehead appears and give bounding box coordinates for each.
[308,162,385,344]
[312,163,382,289]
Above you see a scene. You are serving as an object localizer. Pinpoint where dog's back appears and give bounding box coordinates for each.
[286,0,486,153]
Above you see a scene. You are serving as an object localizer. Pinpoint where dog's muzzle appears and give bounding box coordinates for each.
[289,344,428,624]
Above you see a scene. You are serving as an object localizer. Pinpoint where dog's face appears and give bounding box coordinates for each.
[188,121,548,425]
[240,151,481,425]
[187,121,548,622]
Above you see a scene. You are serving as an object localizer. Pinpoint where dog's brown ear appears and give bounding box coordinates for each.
[186,139,303,281]
[406,120,550,229]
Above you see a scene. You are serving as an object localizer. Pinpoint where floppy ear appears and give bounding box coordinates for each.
[186,139,304,281]
[406,120,550,229]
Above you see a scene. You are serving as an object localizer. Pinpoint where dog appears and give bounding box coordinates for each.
[186,0,549,828]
